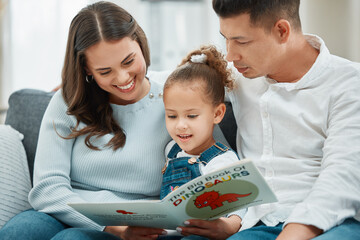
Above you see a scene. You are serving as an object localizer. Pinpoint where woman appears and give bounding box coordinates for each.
[0,2,170,239]
[0,2,238,239]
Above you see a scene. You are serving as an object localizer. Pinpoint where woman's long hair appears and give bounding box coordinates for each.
[61,1,150,150]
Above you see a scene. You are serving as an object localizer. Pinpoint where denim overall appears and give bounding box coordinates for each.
[160,142,237,199]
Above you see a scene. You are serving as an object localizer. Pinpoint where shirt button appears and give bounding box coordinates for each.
[262,112,269,118]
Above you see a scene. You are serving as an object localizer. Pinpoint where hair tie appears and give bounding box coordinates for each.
[190,53,207,64]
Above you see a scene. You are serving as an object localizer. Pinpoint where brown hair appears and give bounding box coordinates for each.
[164,45,233,106]
[61,1,150,150]
[213,0,302,32]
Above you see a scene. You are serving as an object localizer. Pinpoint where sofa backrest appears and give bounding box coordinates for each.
[5,89,54,183]
[5,88,237,184]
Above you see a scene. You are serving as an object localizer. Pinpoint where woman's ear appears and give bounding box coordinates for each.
[84,66,91,76]
[214,103,226,124]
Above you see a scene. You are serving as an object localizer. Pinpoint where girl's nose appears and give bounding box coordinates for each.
[176,119,187,130]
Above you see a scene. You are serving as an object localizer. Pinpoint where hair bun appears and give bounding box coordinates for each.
[190,53,207,63]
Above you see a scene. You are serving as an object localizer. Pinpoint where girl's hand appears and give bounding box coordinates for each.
[104,226,166,240]
[177,215,241,240]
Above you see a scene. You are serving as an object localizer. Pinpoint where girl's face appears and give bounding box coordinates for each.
[85,37,149,105]
[163,81,225,155]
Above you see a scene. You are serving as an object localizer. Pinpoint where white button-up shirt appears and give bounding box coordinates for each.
[228,35,360,231]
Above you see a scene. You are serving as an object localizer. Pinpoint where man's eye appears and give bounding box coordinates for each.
[188,115,198,119]
[237,41,249,45]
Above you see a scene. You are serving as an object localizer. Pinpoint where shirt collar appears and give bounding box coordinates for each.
[266,34,331,91]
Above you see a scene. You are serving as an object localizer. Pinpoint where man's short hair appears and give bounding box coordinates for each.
[212,0,302,32]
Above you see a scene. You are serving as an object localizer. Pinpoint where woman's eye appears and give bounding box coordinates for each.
[188,115,198,119]
[100,71,111,76]
[167,115,176,119]
[124,59,134,65]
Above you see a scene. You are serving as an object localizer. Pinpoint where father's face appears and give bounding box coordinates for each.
[219,13,281,79]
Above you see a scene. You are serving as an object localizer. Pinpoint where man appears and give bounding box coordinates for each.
[212,0,360,239]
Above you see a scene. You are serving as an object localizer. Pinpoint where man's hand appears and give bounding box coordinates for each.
[276,223,323,240]
[104,226,166,240]
[176,215,241,240]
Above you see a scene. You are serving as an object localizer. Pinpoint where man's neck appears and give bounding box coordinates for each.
[268,34,319,83]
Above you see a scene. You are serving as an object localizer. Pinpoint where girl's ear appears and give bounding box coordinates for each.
[214,103,226,124]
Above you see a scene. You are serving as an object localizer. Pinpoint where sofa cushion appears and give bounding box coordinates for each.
[219,102,237,152]
[0,125,32,228]
[5,89,54,183]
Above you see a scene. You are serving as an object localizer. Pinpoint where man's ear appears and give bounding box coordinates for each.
[214,103,226,124]
[273,19,291,43]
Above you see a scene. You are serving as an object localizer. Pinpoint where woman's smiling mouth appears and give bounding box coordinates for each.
[115,78,135,92]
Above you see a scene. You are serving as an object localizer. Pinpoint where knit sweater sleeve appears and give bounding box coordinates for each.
[28,91,104,230]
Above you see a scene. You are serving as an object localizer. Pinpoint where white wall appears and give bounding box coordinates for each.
[1,0,360,119]
[300,0,360,61]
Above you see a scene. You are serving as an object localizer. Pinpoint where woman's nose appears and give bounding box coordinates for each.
[114,69,130,84]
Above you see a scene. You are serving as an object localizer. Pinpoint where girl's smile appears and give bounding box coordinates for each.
[163,81,224,155]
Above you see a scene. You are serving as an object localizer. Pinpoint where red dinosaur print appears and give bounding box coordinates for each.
[194,191,251,210]
[116,210,136,214]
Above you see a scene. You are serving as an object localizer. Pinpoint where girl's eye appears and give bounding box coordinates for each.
[124,59,134,65]
[167,115,177,119]
[188,115,198,119]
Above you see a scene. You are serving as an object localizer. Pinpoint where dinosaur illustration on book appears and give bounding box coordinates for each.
[116,210,136,214]
[194,191,252,210]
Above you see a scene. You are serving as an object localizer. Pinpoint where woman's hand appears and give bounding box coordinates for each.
[176,215,241,240]
[104,225,166,240]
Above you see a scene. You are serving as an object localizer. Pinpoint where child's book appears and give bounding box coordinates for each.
[68,158,277,229]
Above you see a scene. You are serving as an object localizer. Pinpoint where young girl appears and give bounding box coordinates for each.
[160,46,243,239]
[161,45,240,199]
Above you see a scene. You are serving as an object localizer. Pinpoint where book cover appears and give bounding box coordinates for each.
[68,158,277,229]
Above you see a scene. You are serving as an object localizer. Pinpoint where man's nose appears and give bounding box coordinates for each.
[226,41,241,62]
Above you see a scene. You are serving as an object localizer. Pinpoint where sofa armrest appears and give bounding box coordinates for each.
[5,89,54,184]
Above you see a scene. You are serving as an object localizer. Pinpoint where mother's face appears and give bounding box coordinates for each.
[85,37,149,105]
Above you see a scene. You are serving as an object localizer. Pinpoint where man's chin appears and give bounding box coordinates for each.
[241,72,257,79]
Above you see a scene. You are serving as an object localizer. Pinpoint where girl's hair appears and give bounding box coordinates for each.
[164,45,233,106]
[61,1,150,150]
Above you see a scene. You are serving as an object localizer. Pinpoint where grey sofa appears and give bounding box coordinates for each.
[4,88,237,184]
[5,89,55,183]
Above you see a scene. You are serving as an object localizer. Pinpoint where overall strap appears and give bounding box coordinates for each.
[167,142,183,159]
[198,142,230,165]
